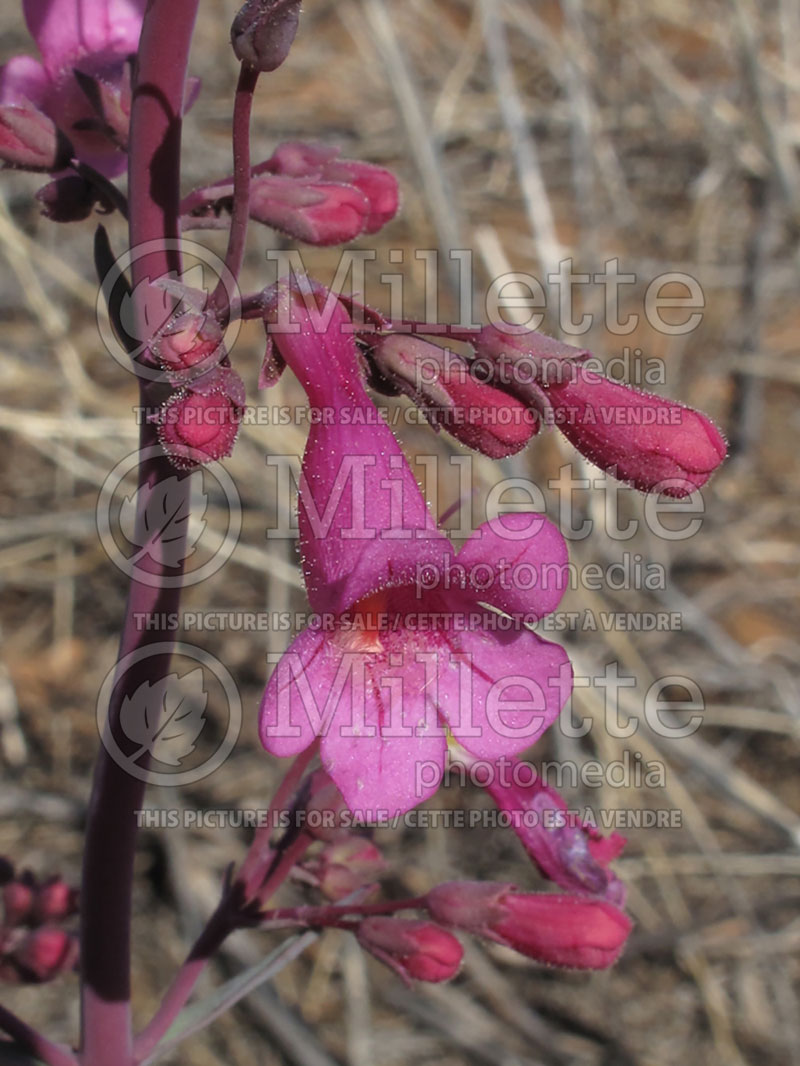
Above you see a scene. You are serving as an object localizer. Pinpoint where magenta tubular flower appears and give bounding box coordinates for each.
[0,0,146,176]
[426,881,631,970]
[461,325,727,497]
[480,756,626,905]
[182,140,399,245]
[258,278,572,817]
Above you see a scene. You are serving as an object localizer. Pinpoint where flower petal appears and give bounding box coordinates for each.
[454,513,569,620]
[259,625,335,757]
[438,622,571,760]
[265,279,450,614]
[0,55,48,108]
[24,0,145,75]
[319,646,448,817]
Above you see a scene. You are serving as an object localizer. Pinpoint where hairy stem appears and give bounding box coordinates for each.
[213,63,260,316]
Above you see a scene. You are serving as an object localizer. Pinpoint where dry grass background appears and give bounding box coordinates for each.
[2,1,800,1064]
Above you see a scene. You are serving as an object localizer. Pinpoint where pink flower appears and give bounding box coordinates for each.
[258,278,572,816]
[0,0,146,176]
[182,141,399,246]
[426,881,631,970]
[479,756,626,905]
[544,365,728,497]
[452,324,727,496]
[356,917,463,984]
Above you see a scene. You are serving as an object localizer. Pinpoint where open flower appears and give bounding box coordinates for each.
[258,278,573,816]
[0,0,144,175]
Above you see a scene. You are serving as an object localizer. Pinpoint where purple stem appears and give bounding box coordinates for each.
[238,742,319,895]
[132,902,235,1063]
[0,1004,78,1066]
[134,827,314,1061]
[78,3,199,1065]
[212,63,260,315]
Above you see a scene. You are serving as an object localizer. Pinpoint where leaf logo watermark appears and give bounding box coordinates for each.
[97,446,241,588]
[119,669,207,767]
[119,476,206,568]
[97,643,241,786]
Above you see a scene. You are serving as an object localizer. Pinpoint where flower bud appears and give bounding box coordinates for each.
[152,309,226,380]
[249,174,373,246]
[231,0,302,72]
[368,334,537,458]
[36,174,110,222]
[33,879,78,924]
[12,927,77,983]
[356,917,463,984]
[0,105,66,171]
[184,143,399,246]
[3,881,34,927]
[545,365,727,497]
[426,882,631,970]
[263,142,399,234]
[158,367,245,470]
[483,759,626,905]
[313,836,386,901]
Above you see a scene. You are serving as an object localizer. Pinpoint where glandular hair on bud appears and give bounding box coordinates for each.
[231,0,302,72]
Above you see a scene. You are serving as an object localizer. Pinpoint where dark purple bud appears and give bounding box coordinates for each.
[36,174,110,222]
[231,0,302,72]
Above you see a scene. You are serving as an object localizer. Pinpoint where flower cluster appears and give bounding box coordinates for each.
[182,140,399,246]
[0,859,78,984]
[362,322,727,498]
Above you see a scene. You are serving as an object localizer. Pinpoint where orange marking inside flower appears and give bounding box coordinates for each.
[338,589,389,653]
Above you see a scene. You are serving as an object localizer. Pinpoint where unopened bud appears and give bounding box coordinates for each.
[33,879,78,924]
[3,881,34,927]
[153,310,226,380]
[231,0,302,72]
[356,917,463,984]
[369,334,536,458]
[545,366,727,497]
[0,105,67,171]
[426,881,631,970]
[36,174,109,222]
[158,366,245,470]
[12,927,77,983]
[314,836,386,901]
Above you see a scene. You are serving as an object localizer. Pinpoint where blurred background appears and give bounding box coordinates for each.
[1,1,799,1064]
